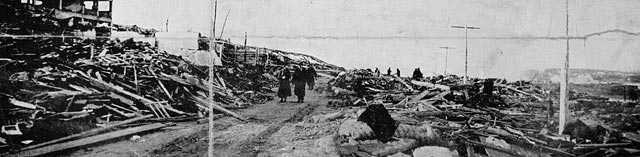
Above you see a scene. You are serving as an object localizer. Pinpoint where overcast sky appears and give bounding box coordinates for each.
[113,0,640,79]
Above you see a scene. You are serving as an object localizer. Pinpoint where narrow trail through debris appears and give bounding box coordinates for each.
[233,94,320,156]
[148,77,332,157]
[57,77,332,157]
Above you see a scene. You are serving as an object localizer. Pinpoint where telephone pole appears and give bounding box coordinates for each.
[439,46,455,75]
[451,25,479,84]
[208,0,218,156]
[559,0,570,134]
[165,18,169,32]
[243,32,247,62]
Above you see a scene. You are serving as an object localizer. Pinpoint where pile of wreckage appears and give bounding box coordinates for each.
[0,36,264,155]
[0,34,340,156]
[328,69,640,157]
[0,1,326,155]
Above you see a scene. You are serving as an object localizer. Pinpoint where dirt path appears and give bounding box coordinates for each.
[150,76,339,157]
[58,76,339,157]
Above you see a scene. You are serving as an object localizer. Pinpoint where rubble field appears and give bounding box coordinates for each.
[2,1,640,156]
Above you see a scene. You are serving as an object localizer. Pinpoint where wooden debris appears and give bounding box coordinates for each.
[11,123,170,157]
[20,115,154,151]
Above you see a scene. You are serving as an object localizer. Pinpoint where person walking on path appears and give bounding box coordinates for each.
[292,65,307,103]
[277,66,292,102]
[396,68,401,77]
[305,66,317,90]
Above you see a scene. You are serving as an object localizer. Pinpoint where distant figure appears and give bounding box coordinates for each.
[374,68,380,76]
[412,68,423,80]
[305,66,317,90]
[277,67,292,102]
[387,68,392,75]
[292,65,307,103]
[396,68,401,77]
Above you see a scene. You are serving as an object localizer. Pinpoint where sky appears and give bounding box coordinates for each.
[112,0,640,79]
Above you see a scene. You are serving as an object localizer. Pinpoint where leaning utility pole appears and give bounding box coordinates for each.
[208,0,218,156]
[451,25,479,84]
[439,46,455,75]
[559,0,570,134]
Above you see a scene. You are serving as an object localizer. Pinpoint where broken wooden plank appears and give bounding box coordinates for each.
[496,84,543,101]
[191,95,247,121]
[148,68,173,101]
[20,115,153,151]
[576,143,632,148]
[107,103,138,114]
[623,132,640,143]
[391,75,414,92]
[410,80,450,91]
[462,138,523,157]
[9,98,38,109]
[76,71,186,117]
[410,90,433,102]
[12,122,169,157]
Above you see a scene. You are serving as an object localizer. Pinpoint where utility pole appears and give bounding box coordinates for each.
[165,18,169,32]
[559,0,570,134]
[243,32,247,62]
[208,0,217,156]
[439,46,455,75]
[451,25,479,84]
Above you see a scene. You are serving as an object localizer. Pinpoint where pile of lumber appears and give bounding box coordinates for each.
[0,37,250,153]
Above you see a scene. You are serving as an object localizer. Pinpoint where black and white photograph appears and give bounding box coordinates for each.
[1,0,640,156]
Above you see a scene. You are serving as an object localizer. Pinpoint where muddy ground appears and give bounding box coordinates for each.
[60,76,342,157]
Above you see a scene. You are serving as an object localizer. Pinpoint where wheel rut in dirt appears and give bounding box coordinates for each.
[235,102,320,156]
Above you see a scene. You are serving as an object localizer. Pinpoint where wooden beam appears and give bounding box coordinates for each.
[19,115,153,151]
[76,71,185,116]
[496,84,543,101]
[11,123,168,157]
[192,95,246,121]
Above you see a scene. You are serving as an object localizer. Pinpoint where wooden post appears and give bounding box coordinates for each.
[133,64,139,94]
[81,3,85,23]
[208,0,218,156]
[89,45,94,60]
[253,48,257,65]
[108,0,113,26]
[559,0,570,134]
[244,32,247,62]
[233,45,238,62]
[93,0,98,16]
[58,0,62,9]
[265,48,269,66]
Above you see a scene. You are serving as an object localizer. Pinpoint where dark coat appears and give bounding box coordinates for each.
[292,69,306,97]
[305,67,317,85]
[277,70,292,98]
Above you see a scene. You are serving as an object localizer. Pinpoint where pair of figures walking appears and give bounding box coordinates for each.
[277,65,316,103]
